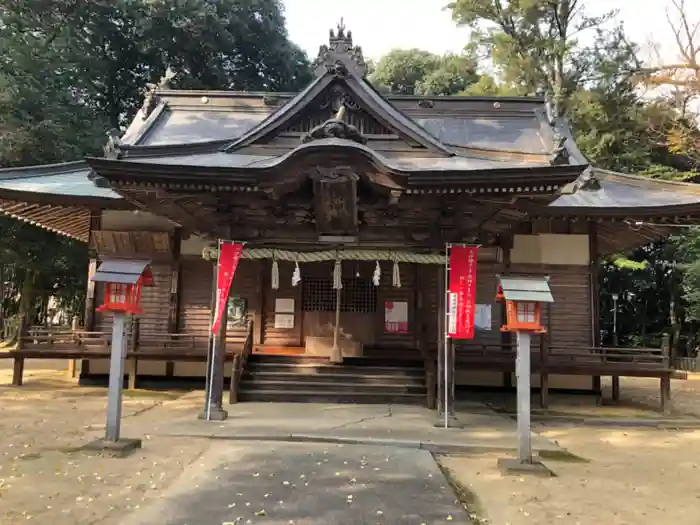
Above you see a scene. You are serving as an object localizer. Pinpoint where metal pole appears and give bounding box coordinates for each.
[516,330,532,463]
[105,311,128,442]
[443,243,450,429]
[204,240,222,421]
[612,296,618,346]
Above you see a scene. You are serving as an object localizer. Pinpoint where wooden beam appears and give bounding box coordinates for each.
[589,221,602,398]
[165,228,182,378]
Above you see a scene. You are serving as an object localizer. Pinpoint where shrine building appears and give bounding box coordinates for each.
[0,22,696,408]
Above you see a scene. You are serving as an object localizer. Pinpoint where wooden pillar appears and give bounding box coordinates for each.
[539,303,551,408]
[12,314,28,386]
[589,221,603,398]
[661,333,672,413]
[612,376,620,402]
[500,235,513,389]
[436,264,446,416]
[165,228,182,378]
[68,316,80,378]
[126,318,139,390]
[81,210,102,377]
[416,266,435,409]
[253,261,265,346]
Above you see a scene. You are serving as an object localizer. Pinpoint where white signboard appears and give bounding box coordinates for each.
[475,304,492,330]
[274,313,295,329]
[275,298,295,313]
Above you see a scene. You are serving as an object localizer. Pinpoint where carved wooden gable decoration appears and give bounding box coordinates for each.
[285,84,394,138]
[308,166,359,238]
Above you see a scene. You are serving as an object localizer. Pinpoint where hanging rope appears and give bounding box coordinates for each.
[392,260,401,288]
[332,259,343,290]
[292,261,301,287]
[372,261,381,286]
[203,245,488,264]
[242,248,448,264]
[271,255,280,291]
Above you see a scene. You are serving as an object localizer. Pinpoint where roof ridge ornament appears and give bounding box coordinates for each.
[140,67,177,120]
[103,129,123,160]
[302,103,367,145]
[313,18,368,78]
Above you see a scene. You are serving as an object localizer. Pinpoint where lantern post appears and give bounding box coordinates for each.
[85,259,154,457]
[495,275,554,475]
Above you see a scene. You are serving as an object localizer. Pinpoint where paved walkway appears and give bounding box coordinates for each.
[134,398,560,454]
[118,442,471,525]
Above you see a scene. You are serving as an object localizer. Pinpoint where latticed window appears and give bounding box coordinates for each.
[516,302,536,323]
[302,277,377,313]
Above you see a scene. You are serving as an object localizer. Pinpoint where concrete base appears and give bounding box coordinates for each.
[82,438,142,458]
[198,408,228,421]
[497,457,554,477]
[433,413,463,429]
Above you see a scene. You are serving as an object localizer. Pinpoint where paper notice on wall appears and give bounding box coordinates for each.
[274,313,295,329]
[275,298,295,314]
[384,301,409,334]
[475,304,492,330]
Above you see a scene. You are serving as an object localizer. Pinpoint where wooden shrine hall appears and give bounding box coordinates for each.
[0,22,694,411]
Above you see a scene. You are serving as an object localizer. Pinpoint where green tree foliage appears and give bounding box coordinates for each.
[370,49,479,95]
[368,1,700,353]
[448,0,620,115]
[0,0,311,129]
[0,0,310,330]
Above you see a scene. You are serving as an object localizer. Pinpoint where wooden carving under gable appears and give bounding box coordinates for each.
[309,166,359,237]
[284,85,394,137]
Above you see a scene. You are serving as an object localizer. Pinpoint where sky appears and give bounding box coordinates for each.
[283,0,700,64]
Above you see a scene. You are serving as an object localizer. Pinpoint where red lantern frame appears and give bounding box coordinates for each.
[96,270,153,315]
[495,287,547,334]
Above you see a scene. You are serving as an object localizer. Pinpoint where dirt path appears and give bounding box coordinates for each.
[0,369,211,525]
[442,375,700,525]
[3,368,700,525]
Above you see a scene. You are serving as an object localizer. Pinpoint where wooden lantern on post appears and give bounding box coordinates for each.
[95,262,154,315]
[89,259,154,451]
[495,277,553,333]
[494,275,554,471]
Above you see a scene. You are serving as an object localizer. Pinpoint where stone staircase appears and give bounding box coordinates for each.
[238,354,427,405]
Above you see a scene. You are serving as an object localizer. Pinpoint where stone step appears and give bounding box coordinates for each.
[237,389,426,405]
[239,378,426,395]
[241,371,426,386]
[245,362,425,377]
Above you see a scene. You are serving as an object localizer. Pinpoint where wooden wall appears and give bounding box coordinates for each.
[509,263,592,348]
[177,257,261,351]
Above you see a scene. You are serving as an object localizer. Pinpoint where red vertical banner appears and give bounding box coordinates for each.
[210,242,244,335]
[447,245,479,339]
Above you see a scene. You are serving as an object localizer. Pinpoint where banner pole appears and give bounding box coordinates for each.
[205,239,222,421]
[444,243,450,429]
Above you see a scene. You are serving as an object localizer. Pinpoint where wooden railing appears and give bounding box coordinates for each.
[229,320,254,404]
[453,343,672,373]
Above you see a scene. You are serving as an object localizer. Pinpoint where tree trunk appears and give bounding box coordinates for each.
[670,297,682,361]
[18,269,36,327]
[0,264,5,339]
